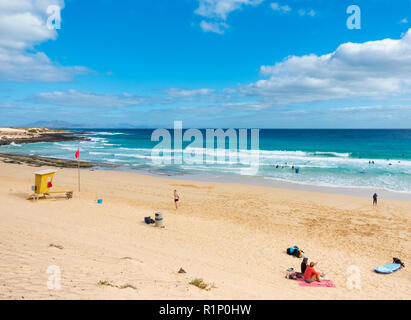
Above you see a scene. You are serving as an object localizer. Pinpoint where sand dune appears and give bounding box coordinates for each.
[0,163,410,299]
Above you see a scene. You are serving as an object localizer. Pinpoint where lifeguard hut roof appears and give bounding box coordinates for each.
[34,169,56,175]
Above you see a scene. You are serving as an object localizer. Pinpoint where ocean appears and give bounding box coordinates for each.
[1,129,411,195]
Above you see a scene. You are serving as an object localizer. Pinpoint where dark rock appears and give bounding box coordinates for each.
[0,153,116,169]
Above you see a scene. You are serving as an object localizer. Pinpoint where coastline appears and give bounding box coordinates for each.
[0,127,409,200]
[0,151,409,200]
[170,173,411,201]
[0,161,409,299]
[0,127,88,146]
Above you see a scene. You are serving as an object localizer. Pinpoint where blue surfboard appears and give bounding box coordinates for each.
[374,263,402,274]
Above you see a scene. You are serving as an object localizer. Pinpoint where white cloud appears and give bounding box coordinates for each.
[400,18,408,24]
[0,102,15,108]
[270,2,291,13]
[0,0,60,50]
[270,3,315,18]
[26,87,219,108]
[241,29,411,105]
[0,49,89,82]
[307,9,316,17]
[195,0,264,34]
[166,88,216,97]
[195,0,264,20]
[199,20,229,34]
[298,9,316,17]
[28,90,150,107]
[328,105,411,113]
[0,0,89,82]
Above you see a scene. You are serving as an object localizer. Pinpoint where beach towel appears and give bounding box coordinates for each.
[297,278,336,287]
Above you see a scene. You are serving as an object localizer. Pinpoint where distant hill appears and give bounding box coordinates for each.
[23,120,86,129]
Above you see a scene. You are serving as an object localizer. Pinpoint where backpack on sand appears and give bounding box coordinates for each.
[286,246,304,258]
[393,257,405,268]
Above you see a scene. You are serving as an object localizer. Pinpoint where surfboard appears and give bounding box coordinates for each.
[374,263,402,274]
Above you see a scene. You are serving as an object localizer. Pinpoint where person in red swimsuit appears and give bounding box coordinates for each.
[304,261,321,283]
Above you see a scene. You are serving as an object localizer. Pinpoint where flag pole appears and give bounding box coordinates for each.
[78,156,80,192]
[76,146,80,192]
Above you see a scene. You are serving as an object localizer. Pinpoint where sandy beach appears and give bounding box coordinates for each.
[2,0,411,305]
[0,162,410,300]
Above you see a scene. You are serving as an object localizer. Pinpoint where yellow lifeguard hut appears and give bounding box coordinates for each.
[27,169,73,200]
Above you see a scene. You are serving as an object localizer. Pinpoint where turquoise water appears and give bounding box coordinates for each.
[1,129,410,194]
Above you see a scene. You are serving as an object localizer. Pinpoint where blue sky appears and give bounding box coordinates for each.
[1,0,411,128]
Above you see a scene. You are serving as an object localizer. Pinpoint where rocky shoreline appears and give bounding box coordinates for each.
[0,128,89,146]
[0,127,115,169]
[0,133,87,146]
[0,153,116,169]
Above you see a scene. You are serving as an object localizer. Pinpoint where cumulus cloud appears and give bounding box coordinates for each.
[0,0,89,82]
[0,0,61,50]
[0,49,89,82]
[199,20,229,34]
[241,29,411,105]
[270,2,291,13]
[195,0,264,34]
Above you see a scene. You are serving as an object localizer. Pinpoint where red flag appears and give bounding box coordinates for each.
[75,148,79,159]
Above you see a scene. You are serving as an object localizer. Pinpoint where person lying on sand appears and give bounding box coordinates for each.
[304,262,321,283]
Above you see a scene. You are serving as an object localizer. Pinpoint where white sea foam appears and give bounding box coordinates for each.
[103,158,127,163]
[313,151,351,157]
[89,152,113,156]
[263,176,411,194]
[95,132,126,136]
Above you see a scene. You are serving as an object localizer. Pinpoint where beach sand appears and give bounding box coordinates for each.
[0,162,410,300]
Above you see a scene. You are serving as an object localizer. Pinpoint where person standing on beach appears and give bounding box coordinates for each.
[373,193,378,206]
[174,190,180,209]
